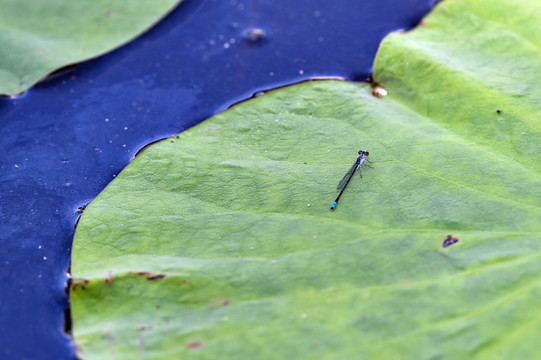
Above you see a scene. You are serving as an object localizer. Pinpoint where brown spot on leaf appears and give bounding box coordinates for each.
[188,341,203,349]
[147,274,166,281]
[71,278,90,291]
[442,234,460,248]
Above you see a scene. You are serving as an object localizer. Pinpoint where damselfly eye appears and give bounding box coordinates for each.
[366,152,369,156]
[358,150,362,155]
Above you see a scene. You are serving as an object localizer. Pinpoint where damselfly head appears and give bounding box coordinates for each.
[358,150,369,156]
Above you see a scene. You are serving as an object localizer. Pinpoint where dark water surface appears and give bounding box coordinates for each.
[0,0,436,358]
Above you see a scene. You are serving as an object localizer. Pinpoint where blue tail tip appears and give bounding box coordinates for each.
[330,202,337,210]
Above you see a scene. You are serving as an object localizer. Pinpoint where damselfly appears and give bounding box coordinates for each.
[330,150,372,211]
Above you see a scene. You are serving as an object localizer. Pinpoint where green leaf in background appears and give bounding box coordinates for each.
[0,0,181,96]
[71,0,541,358]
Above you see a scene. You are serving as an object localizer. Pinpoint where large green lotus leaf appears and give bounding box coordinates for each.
[0,0,181,96]
[71,0,541,358]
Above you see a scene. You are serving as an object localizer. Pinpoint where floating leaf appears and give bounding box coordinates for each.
[71,0,541,358]
[0,0,181,96]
